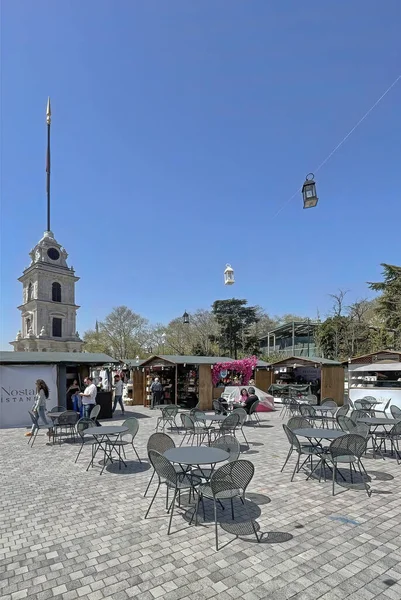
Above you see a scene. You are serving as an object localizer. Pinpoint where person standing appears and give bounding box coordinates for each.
[79,376,97,419]
[150,377,163,409]
[112,375,125,416]
[66,379,80,411]
[25,379,53,438]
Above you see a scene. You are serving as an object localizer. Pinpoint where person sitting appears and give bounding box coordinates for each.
[243,387,259,415]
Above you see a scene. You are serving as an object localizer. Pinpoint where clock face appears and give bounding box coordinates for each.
[47,248,60,260]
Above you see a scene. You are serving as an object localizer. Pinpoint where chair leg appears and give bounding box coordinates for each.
[291,455,300,482]
[75,442,85,463]
[214,500,219,551]
[30,427,39,448]
[241,427,249,446]
[167,489,177,535]
[332,463,337,496]
[132,443,141,463]
[230,498,234,520]
[144,469,155,497]
[280,447,293,472]
[145,482,161,519]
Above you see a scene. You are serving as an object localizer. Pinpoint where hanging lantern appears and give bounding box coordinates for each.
[302,173,318,209]
[224,264,235,285]
[182,310,189,324]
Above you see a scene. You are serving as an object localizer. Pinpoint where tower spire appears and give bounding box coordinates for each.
[46,97,51,232]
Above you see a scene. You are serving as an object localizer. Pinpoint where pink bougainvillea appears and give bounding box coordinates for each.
[212,356,259,386]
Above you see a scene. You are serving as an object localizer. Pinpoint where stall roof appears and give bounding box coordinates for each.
[270,355,342,367]
[343,350,401,365]
[137,355,271,367]
[0,351,120,365]
[354,362,401,372]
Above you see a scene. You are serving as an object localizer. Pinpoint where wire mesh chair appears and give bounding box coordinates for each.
[390,405,401,419]
[219,412,240,437]
[189,409,218,442]
[327,434,371,496]
[89,404,101,423]
[321,398,336,406]
[145,450,202,535]
[337,415,355,433]
[281,424,322,480]
[287,416,312,431]
[306,394,318,405]
[373,398,392,418]
[191,459,260,550]
[27,411,41,447]
[212,399,228,415]
[111,417,141,462]
[53,411,79,444]
[248,400,261,425]
[75,418,97,463]
[48,405,67,412]
[350,410,371,423]
[374,422,401,464]
[144,432,178,497]
[299,404,327,427]
[231,408,249,445]
[179,413,210,446]
[336,404,349,419]
[192,435,241,481]
[156,406,179,432]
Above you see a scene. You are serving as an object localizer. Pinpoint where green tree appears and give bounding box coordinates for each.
[91,306,149,360]
[212,299,259,359]
[368,264,401,347]
[82,329,112,355]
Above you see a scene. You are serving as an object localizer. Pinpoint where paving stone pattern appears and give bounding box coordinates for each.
[1,406,401,599]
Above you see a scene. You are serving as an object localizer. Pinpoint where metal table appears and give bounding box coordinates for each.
[204,415,227,422]
[164,446,229,479]
[293,428,345,441]
[357,417,398,426]
[84,425,129,474]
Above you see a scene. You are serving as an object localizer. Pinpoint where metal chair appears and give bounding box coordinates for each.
[281,424,322,480]
[350,410,371,423]
[248,400,261,425]
[219,412,240,437]
[231,408,249,445]
[89,404,101,423]
[390,405,401,419]
[111,417,141,462]
[374,422,401,464]
[145,450,202,535]
[336,404,349,419]
[156,406,179,432]
[338,415,357,433]
[75,418,97,463]
[327,434,371,496]
[192,435,241,480]
[212,399,228,415]
[144,432,178,497]
[192,460,260,550]
[306,394,318,405]
[48,405,67,412]
[179,413,210,446]
[299,404,327,427]
[52,411,79,444]
[287,416,312,431]
[373,398,392,418]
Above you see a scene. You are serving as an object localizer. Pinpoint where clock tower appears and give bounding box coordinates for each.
[10,99,83,352]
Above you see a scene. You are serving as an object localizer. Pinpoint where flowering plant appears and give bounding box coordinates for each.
[212,356,258,386]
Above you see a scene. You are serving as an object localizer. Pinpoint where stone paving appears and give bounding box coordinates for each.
[2,406,401,600]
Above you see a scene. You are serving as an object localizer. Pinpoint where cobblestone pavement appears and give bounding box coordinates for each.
[2,406,401,600]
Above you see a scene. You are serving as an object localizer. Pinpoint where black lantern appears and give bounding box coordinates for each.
[302,173,318,209]
[182,310,189,324]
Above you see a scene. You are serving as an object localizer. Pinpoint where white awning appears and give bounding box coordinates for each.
[354,362,401,372]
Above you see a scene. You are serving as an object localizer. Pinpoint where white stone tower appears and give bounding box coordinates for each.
[10,99,83,352]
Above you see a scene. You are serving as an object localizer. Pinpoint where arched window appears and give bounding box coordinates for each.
[52,282,61,302]
[27,283,33,302]
[52,318,62,338]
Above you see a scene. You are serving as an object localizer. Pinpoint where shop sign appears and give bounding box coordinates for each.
[0,365,58,428]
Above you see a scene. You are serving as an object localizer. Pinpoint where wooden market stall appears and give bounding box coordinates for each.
[129,355,271,411]
[268,355,345,405]
[344,349,401,408]
[0,351,120,428]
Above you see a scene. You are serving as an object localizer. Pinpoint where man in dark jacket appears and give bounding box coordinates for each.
[243,387,259,415]
[150,378,163,409]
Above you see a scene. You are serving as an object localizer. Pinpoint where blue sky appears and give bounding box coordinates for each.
[1,1,400,349]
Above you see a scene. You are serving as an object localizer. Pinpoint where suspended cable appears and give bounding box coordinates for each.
[271,74,401,219]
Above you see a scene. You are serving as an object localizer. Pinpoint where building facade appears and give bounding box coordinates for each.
[10,230,83,352]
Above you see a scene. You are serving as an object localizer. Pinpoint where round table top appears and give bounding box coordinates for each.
[356,400,382,405]
[204,414,226,422]
[293,428,345,440]
[357,417,398,425]
[84,426,128,436]
[47,411,66,418]
[314,406,336,412]
[164,446,229,465]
